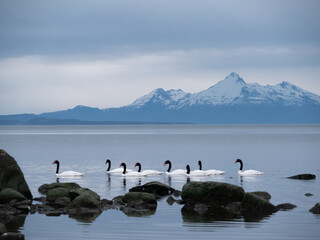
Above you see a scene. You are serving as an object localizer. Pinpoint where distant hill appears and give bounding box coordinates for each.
[1,72,320,124]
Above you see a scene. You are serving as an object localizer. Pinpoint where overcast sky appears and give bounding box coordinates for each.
[0,0,320,114]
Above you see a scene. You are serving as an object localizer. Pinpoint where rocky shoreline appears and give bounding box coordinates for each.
[1,149,319,239]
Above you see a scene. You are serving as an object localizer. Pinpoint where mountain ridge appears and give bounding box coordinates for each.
[1,72,320,124]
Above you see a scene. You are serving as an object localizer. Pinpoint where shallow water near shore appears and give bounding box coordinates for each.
[0,124,319,239]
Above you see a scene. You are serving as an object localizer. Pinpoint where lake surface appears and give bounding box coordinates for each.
[0,124,319,239]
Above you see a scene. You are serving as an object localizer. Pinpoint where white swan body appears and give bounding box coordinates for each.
[187,165,206,176]
[53,160,84,178]
[204,170,226,175]
[56,171,84,178]
[135,162,162,176]
[197,160,225,176]
[235,159,263,176]
[238,170,263,176]
[105,159,133,174]
[164,160,186,175]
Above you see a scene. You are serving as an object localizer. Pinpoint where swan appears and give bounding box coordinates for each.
[164,160,186,175]
[186,164,205,176]
[235,159,263,176]
[120,163,147,177]
[198,160,225,175]
[105,159,133,174]
[52,160,84,177]
[135,162,162,175]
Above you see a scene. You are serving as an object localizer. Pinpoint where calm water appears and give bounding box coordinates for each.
[0,125,319,239]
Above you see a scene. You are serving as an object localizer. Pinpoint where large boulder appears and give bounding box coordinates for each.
[123,192,157,210]
[70,190,101,209]
[181,181,245,207]
[241,193,277,215]
[46,187,70,202]
[129,181,175,197]
[0,188,27,204]
[288,174,316,180]
[0,150,32,199]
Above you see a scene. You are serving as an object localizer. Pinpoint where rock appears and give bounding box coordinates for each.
[181,181,245,207]
[224,202,243,215]
[70,191,100,209]
[38,182,81,194]
[54,197,71,207]
[305,193,313,197]
[46,187,70,202]
[309,203,320,214]
[0,232,25,240]
[100,199,113,210]
[276,203,297,211]
[288,174,316,180]
[193,203,209,215]
[123,192,157,210]
[33,197,46,203]
[0,223,7,234]
[241,193,277,215]
[250,191,271,201]
[0,150,32,199]
[129,181,175,196]
[166,196,175,205]
[173,190,182,197]
[0,188,27,204]
[69,188,100,202]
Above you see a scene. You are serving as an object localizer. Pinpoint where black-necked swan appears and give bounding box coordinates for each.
[52,160,84,177]
[120,163,147,177]
[135,162,162,175]
[235,159,263,176]
[198,160,225,175]
[164,160,186,175]
[105,159,133,174]
[186,164,205,176]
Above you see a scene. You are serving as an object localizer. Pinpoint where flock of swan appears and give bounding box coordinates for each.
[52,158,263,178]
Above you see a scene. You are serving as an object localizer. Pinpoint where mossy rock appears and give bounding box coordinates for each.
[69,188,100,201]
[0,188,27,204]
[38,182,81,194]
[46,187,70,202]
[250,191,271,201]
[242,193,277,215]
[129,181,175,196]
[71,192,101,209]
[288,174,316,180]
[123,192,157,209]
[181,181,245,206]
[0,149,33,199]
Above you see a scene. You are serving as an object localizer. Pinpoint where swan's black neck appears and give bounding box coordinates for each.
[121,163,126,174]
[186,165,191,174]
[165,160,171,172]
[106,159,111,171]
[237,159,243,170]
[198,160,202,170]
[135,162,141,172]
[54,160,60,174]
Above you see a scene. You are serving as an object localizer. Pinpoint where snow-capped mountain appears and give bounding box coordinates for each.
[126,72,320,109]
[1,72,320,124]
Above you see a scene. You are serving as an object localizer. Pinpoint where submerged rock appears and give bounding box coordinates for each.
[241,193,277,215]
[309,203,320,214]
[288,174,316,180]
[276,203,297,211]
[305,193,313,197]
[0,149,32,199]
[250,191,271,201]
[38,182,81,194]
[123,192,157,210]
[129,181,175,197]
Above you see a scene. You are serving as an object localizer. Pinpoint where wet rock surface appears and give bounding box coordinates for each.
[288,174,316,180]
[0,150,32,200]
[276,203,297,211]
[181,181,278,221]
[309,203,320,214]
[129,181,175,197]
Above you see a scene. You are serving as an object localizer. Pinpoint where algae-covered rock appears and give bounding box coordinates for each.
[250,191,271,201]
[38,182,81,194]
[309,203,320,214]
[129,181,175,196]
[0,188,27,204]
[123,192,157,209]
[0,149,32,199]
[46,187,70,202]
[181,181,245,206]
[288,174,316,180]
[242,192,277,215]
[71,191,101,209]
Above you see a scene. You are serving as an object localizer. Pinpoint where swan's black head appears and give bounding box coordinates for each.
[120,162,126,174]
[198,160,202,170]
[235,159,243,170]
[52,160,59,165]
[120,162,126,167]
[105,159,111,164]
[164,160,171,165]
[135,162,142,172]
